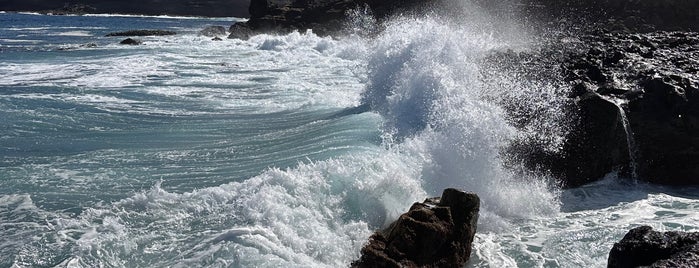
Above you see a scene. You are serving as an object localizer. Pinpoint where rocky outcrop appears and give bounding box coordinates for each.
[608,226,699,268]
[508,31,699,187]
[352,188,479,268]
[560,31,699,186]
[106,30,177,37]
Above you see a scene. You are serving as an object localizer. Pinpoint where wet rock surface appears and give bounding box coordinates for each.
[561,31,699,186]
[502,30,699,187]
[608,226,699,268]
[352,188,479,268]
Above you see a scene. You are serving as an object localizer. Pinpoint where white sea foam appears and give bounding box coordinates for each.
[54,31,93,37]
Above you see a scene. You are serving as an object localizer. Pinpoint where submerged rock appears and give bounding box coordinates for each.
[352,188,479,268]
[119,38,142,45]
[106,30,176,37]
[608,226,699,268]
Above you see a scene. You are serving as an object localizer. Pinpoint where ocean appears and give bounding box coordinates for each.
[0,11,697,267]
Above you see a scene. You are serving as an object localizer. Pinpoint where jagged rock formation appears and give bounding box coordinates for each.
[352,188,479,268]
[608,226,699,268]
[559,31,699,186]
[505,30,699,188]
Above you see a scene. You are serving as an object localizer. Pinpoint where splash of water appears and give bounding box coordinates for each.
[361,16,564,228]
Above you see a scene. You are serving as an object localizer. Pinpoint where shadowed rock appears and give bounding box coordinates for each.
[352,188,479,268]
[119,38,142,45]
[507,31,699,187]
[608,226,699,268]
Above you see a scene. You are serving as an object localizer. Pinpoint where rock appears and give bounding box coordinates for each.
[119,38,142,45]
[212,37,223,41]
[228,22,254,40]
[608,226,699,268]
[40,3,97,15]
[106,30,177,37]
[516,31,699,187]
[627,75,699,185]
[352,188,479,268]
[552,89,631,187]
[199,26,228,37]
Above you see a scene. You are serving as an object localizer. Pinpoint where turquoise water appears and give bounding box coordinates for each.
[1,12,697,267]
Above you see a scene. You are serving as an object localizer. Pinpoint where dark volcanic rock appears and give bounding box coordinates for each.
[199,26,228,37]
[608,226,699,268]
[106,30,177,37]
[119,38,142,45]
[40,3,97,15]
[558,31,699,186]
[511,31,699,188]
[520,0,698,32]
[552,87,631,187]
[352,188,479,268]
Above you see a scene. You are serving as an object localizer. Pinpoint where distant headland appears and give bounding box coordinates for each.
[0,0,251,18]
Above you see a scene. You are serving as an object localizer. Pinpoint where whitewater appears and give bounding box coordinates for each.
[0,11,697,268]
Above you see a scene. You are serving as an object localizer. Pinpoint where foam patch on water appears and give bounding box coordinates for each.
[54,31,93,37]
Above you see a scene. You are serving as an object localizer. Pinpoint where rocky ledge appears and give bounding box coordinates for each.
[352,188,479,268]
[510,30,699,188]
[608,226,699,268]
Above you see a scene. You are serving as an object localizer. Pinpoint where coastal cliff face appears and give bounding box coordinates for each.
[0,0,251,17]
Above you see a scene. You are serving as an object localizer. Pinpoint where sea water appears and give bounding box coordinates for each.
[0,11,697,268]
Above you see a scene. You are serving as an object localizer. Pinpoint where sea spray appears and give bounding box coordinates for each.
[361,17,562,227]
